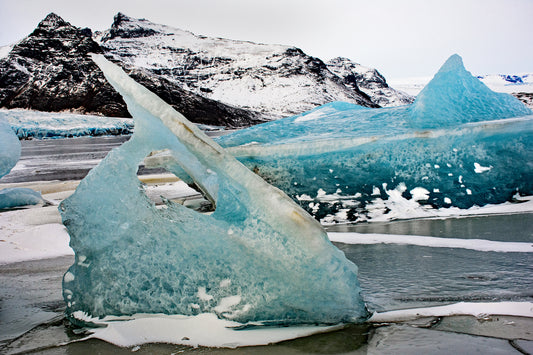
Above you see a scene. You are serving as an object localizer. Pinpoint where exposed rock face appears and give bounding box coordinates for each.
[0,13,265,127]
[97,13,379,118]
[512,92,533,109]
[0,12,418,127]
[0,13,126,116]
[326,57,414,107]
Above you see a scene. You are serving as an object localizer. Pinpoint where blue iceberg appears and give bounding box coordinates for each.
[60,54,367,327]
[216,55,533,223]
[0,116,43,209]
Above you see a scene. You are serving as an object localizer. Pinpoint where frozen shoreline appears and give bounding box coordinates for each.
[1,176,532,350]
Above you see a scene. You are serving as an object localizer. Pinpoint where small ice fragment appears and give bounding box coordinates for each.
[444,197,452,204]
[220,279,231,288]
[214,295,242,313]
[410,187,430,201]
[64,272,75,283]
[197,287,214,301]
[474,162,492,173]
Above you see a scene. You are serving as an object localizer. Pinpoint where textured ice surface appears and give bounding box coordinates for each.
[409,54,531,129]
[0,188,43,209]
[60,54,367,326]
[217,55,533,223]
[0,116,42,209]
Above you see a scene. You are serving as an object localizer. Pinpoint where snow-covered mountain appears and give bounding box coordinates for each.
[96,13,386,118]
[0,12,417,127]
[0,13,125,116]
[0,13,266,127]
[326,57,414,107]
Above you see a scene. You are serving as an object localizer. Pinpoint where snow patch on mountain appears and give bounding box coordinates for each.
[326,57,414,107]
[97,13,377,117]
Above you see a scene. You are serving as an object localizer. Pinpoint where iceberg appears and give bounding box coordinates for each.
[0,116,43,209]
[60,54,367,327]
[216,54,533,223]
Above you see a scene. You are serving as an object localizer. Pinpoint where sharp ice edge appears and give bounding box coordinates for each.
[59,54,367,330]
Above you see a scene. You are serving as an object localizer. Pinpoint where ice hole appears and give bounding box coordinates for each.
[137,150,215,212]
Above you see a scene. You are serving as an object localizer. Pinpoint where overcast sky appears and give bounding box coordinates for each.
[0,0,531,79]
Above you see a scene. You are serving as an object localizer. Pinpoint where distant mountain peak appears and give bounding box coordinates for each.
[37,12,70,30]
[326,57,414,107]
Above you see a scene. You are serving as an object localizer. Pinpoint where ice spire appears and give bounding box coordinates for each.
[409,54,531,128]
[60,54,367,326]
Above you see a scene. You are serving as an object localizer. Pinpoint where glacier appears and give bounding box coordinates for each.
[0,116,42,209]
[60,54,367,328]
[0,109,134,139]
[216,54,533,223]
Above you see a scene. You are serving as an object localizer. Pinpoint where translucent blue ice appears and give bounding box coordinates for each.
[0,116,20,178]
[217,55,533,223]
[60,55,367,326]
[0,116,42,209]
[0,187,43,209]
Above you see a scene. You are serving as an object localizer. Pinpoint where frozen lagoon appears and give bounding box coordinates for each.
[0,138,532,352]
[0,206,531,353]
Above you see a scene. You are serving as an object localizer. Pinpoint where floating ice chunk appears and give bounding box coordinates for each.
[0,187,43,209]
[217,54,532,223]
[410,187,430,201]
[60,54,367,327]
[474,162,492,173]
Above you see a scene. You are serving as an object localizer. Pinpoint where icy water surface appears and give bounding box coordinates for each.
[1,213,531,353]
[0,136,130,183]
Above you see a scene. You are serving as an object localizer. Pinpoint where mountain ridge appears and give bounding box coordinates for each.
[1,12,420,126]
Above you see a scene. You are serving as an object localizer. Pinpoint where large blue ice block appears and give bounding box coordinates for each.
[60,55,368,326]
[216,55,532,223]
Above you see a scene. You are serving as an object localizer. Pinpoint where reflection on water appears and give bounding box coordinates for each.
[338,242,533,312]
[328,213,533,312]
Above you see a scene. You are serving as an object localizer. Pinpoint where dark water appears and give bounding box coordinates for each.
[1,214,532,353]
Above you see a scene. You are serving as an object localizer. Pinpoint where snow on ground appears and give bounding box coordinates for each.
[68,300,533,348]
[74,312,341,348]
[389,73,533,96]
[369,301,533,323]
[329,232,533,253]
